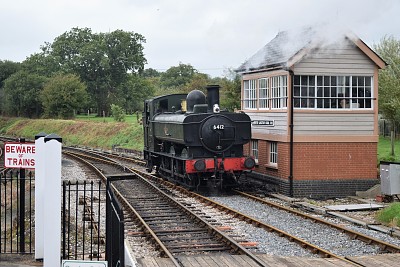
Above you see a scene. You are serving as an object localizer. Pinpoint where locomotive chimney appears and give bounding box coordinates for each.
[206,85,220,113]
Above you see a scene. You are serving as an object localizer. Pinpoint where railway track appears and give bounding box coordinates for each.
[64,149,267,266]
[133,169,363,265]
[1,138,396,266]
[234,190,400,254]
[67,147,400,266]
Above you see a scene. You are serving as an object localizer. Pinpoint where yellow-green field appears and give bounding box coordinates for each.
[0,116,144,151]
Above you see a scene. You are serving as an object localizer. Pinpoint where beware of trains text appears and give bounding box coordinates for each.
[4,143,36,169]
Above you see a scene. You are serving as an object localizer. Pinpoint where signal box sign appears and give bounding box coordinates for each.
[4,142,36,169]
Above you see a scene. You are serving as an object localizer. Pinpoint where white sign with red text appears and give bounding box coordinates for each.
[4,142,36,169]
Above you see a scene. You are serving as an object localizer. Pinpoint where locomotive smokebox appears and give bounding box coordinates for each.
[207,85,220,113]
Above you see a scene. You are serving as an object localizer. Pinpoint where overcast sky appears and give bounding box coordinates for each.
[1,0,400,77]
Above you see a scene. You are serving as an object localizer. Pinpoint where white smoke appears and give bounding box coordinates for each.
[239,21,359,73]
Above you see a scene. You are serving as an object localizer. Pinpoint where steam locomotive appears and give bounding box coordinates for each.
[143,85,255,191]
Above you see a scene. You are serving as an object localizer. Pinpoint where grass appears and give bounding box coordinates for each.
[377,135,400,163]
[75,114,140,123]
[0,116,144,151]
[376,203,400,227]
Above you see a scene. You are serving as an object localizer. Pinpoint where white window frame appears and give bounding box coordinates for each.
[269,141,277,166]
[243,79,257,109]
[293,75,373,109]
[250,140,259,164]
[258,78,269,109]
[271,76,288,109]
[243,75,287,110]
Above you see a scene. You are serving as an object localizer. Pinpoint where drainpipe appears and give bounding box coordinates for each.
[288,69,294,197]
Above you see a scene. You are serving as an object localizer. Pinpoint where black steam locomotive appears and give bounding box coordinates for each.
[143,85,255,191]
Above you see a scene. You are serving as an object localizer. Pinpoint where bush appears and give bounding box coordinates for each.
[110,104,125,122]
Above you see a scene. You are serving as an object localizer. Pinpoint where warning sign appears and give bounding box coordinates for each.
[4,143,36,169]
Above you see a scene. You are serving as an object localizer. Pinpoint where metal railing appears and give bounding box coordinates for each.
[105,177,125,267]
[0,169,34,254]
[62,180,106,261]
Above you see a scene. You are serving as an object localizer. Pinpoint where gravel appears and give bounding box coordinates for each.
[166,190,315,257]
[62,154,400,261]
[209,195,400,257]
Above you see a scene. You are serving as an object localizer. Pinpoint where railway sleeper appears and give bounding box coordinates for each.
[160,235,216,243]
[153,228,208,235]
[167,242,230,249]
[140,214,188,220]
[169,246,231,253]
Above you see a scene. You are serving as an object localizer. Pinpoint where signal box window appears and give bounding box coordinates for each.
[269,141,277,166]
[293,75,373,109]
[243,80,257,109]
[243,75,288,110]
[250,140,259,164]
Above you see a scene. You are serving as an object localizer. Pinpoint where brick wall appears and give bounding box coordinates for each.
[292,142,377,180]
[245,141,378,198]
[247,172,379,198]
[249,141,377,180]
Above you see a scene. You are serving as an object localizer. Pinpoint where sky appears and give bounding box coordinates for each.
[1,0,400,77]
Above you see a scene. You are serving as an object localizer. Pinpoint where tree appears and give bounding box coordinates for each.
[0,60,20,88]
[40,74,88,119]
[2,70,47,117]
[47,27,147,116]
[218,69,242,111]
[184,73,211,94]
[374,36,400,156]
[22,49,61,77]
[114,74,156,114]
[0,60,21,115]
[141,68,161,78]
[160,63,197,89]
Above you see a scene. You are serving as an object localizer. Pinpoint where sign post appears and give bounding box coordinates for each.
[4,140,36,253]
[19,138,26,253]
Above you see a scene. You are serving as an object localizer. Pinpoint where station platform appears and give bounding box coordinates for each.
[137,253,400,267]
[1,253,399,266]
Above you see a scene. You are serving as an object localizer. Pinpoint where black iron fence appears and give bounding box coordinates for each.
[106,176,125,267]
[0,169,34,254]
[0,169,124,265]
[62,180,106,261]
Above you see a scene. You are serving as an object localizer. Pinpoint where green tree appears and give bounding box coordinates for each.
[160,63,197,89]
[22,49,61,77]
[2,70,46,117]
[47,27,147,116]
[0,60,21,88]
[40,74,88,119]
[374,36,400,156]
[115,74,156,114]
[218,69,242,111]
[184,73,211,94]
[141,68,161,78]
[110,104,125,122]
[0,60,21,115]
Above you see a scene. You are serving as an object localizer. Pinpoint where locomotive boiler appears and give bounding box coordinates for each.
[143,85,255,191]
